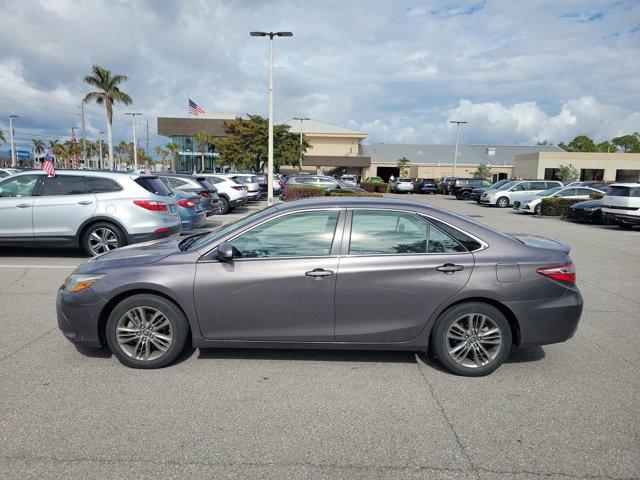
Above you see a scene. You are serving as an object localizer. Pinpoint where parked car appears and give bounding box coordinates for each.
[566,199,607,224]
[452,179,492,200]
[285,175,365,193]
[251,173,282,199]
[201,174,248,214]
[437,176,456,194]
[155,173,219,216]
[480,180,563,208]
[365,176,384,183]
[414,178,438,194]
[602,183,640,229]
[470,179,512,203]
[173,189,206,231]
[390,178,415,193]
[0,167,19,178]
[220,173,261,201]
[513,186,602,215]
[0,170,181,256]
[58,197,583,376]
[340,174,358,187]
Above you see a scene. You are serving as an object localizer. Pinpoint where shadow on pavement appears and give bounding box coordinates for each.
[197,348,416,364]
[0,246,87,259]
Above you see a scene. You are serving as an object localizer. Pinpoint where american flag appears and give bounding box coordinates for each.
[188,99,205,116]
[42,148,56,177]
[142,163,151,174]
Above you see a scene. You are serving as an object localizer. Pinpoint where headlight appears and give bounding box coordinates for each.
[64,274,105,293]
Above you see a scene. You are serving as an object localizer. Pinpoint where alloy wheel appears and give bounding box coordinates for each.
[116,306,174,361]
[446,313,503,368]
[88,227,119,255]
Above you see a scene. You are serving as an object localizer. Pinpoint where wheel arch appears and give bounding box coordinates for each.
[76,216,131,247]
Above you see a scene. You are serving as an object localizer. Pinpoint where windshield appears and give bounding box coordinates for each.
[488,179,510,189]
[497,181,517,190]
[182,206,275,251]
[538,187,562,196]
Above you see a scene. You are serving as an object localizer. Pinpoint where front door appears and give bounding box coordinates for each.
[335,209,474,343]
[194,209,344,341]
[0,174,40,239]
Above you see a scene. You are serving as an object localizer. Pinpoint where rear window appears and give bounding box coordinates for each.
[198,180,217,192]
[607,186,640,197]
[135,177,173,196]
[85,177,123,193]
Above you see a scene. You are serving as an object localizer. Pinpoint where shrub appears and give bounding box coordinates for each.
[330,190,383,197]
[590,192,604,200]
[540,197,588,216]
[281,185,326,201]
[360,181,389,193]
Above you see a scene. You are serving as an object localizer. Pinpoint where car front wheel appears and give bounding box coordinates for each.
[218,196,230,214]
[496,197,509,208]
[431,302,512,376]
[105,294,189,369]
[534,204,542,215]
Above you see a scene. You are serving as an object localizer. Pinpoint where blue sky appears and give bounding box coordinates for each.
[0,0,638,153]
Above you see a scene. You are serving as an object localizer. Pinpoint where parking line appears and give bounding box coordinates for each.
[0,264,78,269]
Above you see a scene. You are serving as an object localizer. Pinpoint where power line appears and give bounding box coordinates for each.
[0,84,101,112]
[0,94,80,116]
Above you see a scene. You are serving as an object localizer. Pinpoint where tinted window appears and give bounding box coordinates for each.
[135,177,173,196]
[576,188,595,196]
[497,181,516,190]
[0,175,39,197]
[607,186,640,197]
[530,181,546,190]
[512,183,526,192]
[230,210,340,258]
[558,188,577,197]
[546,182,562,188]
[85,177,122,193]
[41,176,87,196]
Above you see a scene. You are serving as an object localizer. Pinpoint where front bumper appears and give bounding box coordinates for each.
[479,197,493,204]
[57,286,107,347]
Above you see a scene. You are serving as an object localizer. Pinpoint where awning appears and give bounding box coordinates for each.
[302,155,371,167]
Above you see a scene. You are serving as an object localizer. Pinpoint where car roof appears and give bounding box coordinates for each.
[609,183,640,187]
[3,169,148,179]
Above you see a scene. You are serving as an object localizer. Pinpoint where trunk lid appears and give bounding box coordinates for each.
[510,234,571,254]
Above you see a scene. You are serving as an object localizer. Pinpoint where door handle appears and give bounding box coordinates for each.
[16,204,31,208]
[305,268,334,279]
[78,200,93,205]
[436,263,464,274]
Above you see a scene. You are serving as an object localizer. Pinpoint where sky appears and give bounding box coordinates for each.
[0,0,639,155]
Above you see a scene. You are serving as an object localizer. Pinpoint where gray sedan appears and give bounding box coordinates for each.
[57,197,582,376]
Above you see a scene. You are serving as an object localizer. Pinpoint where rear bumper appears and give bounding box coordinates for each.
[604,212,640,225]
[57,286,106,347]
[505,288,583,346]
[129,223,181,244]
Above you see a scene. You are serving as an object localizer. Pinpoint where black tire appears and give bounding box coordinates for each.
[461,192,471,200]
[218,196,230,215]
[431,302,512,377]
[105,294,189,369]
[81,222,126,257]
[534,203,542,215]
[496,196,509,208]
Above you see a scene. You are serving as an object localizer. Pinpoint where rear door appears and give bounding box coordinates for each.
[334,209,474,343]
[507,182,530,202]
[0,174,41,239]
[32,175,97,238]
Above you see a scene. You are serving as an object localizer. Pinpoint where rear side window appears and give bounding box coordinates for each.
[608,186,640,197]
[135,177,173,196]
[85,177,122,193]
[530,181,546,190]
[41,176,88,196]
[558,188,577,197]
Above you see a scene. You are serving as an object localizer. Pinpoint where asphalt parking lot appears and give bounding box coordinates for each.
[1,194,638,479]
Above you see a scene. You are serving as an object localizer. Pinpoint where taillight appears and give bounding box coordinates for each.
[536,262,576,284]
[198,191,212,197]
[231,186,244,191]
[178,199,198,208]
[133,200,167,211]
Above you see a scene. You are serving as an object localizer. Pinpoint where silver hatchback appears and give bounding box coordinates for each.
[0,170,181,256]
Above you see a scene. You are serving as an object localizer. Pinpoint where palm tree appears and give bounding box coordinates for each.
[0,129,5,145]
[193,131,214,172]
[166,142,179,172]
[49,140,64,166]
[32,139,45,157]
[83,65,133,170]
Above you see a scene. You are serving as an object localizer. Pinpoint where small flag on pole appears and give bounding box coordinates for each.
[142,162,151,174]
[42,149,56,177]
[188,99,205,116]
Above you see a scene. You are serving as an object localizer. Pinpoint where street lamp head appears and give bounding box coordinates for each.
[449,120,468,124]
[9,115,18,118]
[275,32,293,37]
[250,31,267,36]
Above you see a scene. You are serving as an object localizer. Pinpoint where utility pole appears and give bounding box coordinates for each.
[9,115,17,167]
[80,102,87,166]
[145,119,150,151]
[450,120,467,177]
[293,117,309,171]
[125,112,143,170]
[250,31,293,205]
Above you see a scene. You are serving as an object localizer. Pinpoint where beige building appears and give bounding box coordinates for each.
[514,152,640,182]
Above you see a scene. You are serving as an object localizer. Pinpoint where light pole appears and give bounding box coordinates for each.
[98,131,105,170]
[80,102,87,166]
[450,120,467,177]
[250,31,293,205]
[293,116,309,170]
[9,115,17,167]
[125,113,143,170]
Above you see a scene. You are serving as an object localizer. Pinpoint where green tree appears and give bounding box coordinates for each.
[559,135,597,152]
[32,139,44,156]
[473,162,491,180]
[193,131,215,172]
[596,141,616,153]
[556,164,579,182]
[612,134,640,153]
[397,156,410,177]
[83,65,133,169]
[165,142,179,171]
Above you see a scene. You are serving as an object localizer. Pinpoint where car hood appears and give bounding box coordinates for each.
[75,237,182,273]
[511,234,570,254]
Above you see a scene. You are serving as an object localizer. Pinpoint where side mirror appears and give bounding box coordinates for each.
[217,242,235,261]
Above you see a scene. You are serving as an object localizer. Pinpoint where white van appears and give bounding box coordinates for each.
[480,180,562,208]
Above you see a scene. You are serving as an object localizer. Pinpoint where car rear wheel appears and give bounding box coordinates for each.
[496,196,509,208]
[106,294,189,369]
[461,192,471,200]
[432,302,512,376]
[82,222,125,256]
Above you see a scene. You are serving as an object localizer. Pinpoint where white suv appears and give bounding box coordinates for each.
[480,180,562,208]
[220,173,261,201]
[201,174,248,214]
[602,183,640,229]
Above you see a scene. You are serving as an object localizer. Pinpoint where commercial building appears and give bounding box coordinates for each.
[513,151,640,182]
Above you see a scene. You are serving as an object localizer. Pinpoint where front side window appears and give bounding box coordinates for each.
[229,210,340,259]
[558,188,577,197]
[348,210,466,255]
[41,175,87,196]
[0,175,40,197]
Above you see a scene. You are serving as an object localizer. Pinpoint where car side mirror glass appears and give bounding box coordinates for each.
[217,242,235,261]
